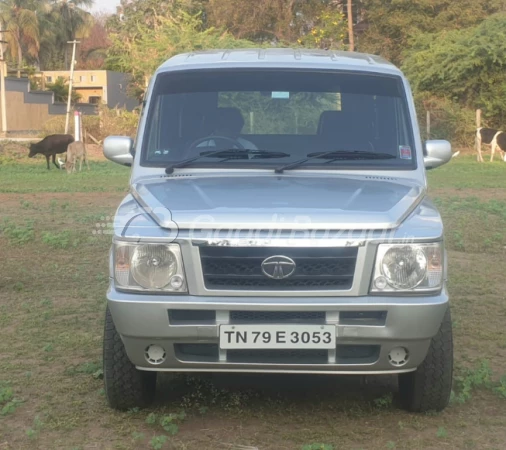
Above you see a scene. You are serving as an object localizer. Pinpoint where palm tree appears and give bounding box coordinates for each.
[0,0,40,77]
[48,0,94,69]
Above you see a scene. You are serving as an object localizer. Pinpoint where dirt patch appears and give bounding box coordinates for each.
[0,192,122,216]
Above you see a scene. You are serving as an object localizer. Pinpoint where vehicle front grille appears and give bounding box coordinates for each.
[200,247,357,291]
[227,349,328,364]
[174,344,380,365]
[230,311,325,324]
[167,310,387,326]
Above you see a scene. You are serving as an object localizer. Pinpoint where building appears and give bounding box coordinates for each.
[38,70,138,111]
[0,77,96,135]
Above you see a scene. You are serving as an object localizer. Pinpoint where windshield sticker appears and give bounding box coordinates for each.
[399,146,412,160]
[271,91,290,99]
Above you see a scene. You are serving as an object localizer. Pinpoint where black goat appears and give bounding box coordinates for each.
[28,134,75,169]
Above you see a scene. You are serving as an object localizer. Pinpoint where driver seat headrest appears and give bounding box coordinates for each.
[212,107,245,134]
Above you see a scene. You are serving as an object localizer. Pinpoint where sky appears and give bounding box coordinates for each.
[91,0,120,14]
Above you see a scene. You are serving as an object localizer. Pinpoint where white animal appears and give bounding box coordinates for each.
[57,157,66,169]
[476,127,506,162]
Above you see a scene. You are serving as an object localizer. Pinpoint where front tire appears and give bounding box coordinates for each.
[398,308,453,412]
[103,307,157,410]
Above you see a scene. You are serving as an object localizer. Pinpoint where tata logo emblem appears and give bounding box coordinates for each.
[261,255,296,280]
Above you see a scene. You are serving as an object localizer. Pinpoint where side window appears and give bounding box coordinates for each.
[368,95,410,153]
[145,94,190,158]
[146,96,161,156]
[394,97,411,148]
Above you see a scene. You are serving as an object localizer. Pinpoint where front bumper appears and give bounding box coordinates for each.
[107,284,449,374]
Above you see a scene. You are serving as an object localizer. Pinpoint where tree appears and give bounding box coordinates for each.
[47,0,94,69]
[106,3,255,98]
[402,14,506,127]
[77,16,110,69]
[358,0,506,65]
[297,9,347,50]
[206,0,348,45]
[46,76,81,103]
[206,0,297,42]
[0,0,95,71]
[0,0,40,76]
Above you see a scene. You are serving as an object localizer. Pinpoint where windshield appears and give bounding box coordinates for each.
[141,69,416,170]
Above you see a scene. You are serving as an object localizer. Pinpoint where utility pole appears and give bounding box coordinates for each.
[64,40,80,135]
[0,23,8,138]
[347,0,355,52]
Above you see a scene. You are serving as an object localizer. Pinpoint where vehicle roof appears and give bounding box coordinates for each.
[157,48,402,76]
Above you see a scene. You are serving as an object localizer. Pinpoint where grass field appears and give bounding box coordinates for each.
[1,148,506,450]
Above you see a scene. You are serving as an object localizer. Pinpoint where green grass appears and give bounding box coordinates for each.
[434,196,506,218]
[1,155,506,449]
[0,218,35,245]
[449,360,506,405]
[432,196,506,253]
[436,427,448,438]
[41,230,78,249]
[302,444,334,450]
[149,435,168,450]
[0,160,129,193]
[427,155,506,189]
[0,381,22,416]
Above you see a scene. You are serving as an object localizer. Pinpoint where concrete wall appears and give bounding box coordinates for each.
[106,71,139,111]
[0,78,96,134]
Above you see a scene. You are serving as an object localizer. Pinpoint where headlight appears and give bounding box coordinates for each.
[370,243,443,293]
[114,242,187,293]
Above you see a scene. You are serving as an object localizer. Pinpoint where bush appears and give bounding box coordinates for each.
[415,95,476,148]
[403,14,506,130]
[42,105,139,141]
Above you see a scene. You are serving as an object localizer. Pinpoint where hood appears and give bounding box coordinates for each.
[131,174,425,231]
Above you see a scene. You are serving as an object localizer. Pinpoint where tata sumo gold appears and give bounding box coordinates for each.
[102,49,453,412]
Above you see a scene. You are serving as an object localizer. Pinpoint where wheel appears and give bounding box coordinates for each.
[398,308,453,412]
[103,307,157,410]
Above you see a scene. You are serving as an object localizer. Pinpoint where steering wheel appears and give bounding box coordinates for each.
[183,135,245,158]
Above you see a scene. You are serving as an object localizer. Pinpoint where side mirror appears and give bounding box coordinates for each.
[424,140,452,170]
[103,136,134,167]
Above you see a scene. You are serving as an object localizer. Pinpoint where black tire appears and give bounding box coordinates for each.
[398,308,453,413]
[103,307,157,410]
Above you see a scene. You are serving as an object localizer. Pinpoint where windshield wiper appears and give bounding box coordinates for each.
[166,149,290,174]
[275,150,396,173]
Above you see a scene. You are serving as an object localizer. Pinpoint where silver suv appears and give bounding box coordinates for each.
[103,49,453,412]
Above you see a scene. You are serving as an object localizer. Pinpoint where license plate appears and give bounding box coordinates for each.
[219,325,336,349]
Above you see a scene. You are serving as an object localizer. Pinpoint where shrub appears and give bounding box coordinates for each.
[415,95,476,148]
[1,219,35,245]
[42,105,139,141]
